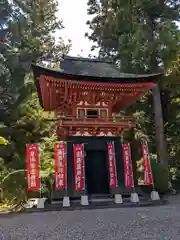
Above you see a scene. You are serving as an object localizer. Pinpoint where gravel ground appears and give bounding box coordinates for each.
[0,196,180,240]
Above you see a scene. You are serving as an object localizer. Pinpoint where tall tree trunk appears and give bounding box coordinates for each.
[152,84,167,167]
[146,15,168,168]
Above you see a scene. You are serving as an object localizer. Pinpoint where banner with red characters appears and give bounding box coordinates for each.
[107,142,118,188]
[26,144,40,191]
[122,143,134,189]
[54,142,67,190]
[141,141,153,186]
[73,144,85,192]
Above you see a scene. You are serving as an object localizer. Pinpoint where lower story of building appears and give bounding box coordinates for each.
[52,136,139,199]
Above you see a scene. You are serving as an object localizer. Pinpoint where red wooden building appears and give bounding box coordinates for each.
[32,56,162,199]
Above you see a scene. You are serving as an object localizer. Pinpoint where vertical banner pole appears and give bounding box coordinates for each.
[63,140,70,207]
[82,143,86,194]
[128,143,135,192]
[54,141,70,207]
[39,144,41,199]
[146,141,155,190]
[142,140,154,189]
[122,143,133,189]
[73,143,74,193]
[107,141,118,189]
[141,140,160,200]
[65,141,68,195]
[26,143,43,207]
[122,142,139,203]
[54,141,67,191]
[26,143,41,192]
[73,143,85,193]
[73,144,76,192]
[112,141,118,188]
[128,143,139,202]
[108,141,122,204]
[73,143,88,205]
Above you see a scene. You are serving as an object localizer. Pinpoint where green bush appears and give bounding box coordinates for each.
[0,168,53,205]
[0,170,27,204]
[150,159,169,193]
[138,155,169,194]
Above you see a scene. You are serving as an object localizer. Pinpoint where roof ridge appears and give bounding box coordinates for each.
[63,55,113,64]
[31,63,163,79]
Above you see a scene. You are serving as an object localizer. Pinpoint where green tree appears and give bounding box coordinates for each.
[0,0,69,204]
[0,0,70,120]
[87,0,179,71]
[86,0,180,163]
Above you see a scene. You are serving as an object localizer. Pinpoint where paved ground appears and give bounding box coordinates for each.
[0,196,180,240]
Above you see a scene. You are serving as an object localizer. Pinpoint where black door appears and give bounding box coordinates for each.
[85,150,109,195]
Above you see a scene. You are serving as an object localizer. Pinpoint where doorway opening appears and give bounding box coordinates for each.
[85,150,109,195]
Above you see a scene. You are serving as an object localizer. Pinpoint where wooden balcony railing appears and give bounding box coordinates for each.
[58,115,136,127]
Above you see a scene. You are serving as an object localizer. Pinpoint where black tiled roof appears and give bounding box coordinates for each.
[31,58,163,109]
[60,56,163,79]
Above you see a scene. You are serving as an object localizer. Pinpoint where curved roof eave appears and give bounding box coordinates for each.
[31,63,164,83]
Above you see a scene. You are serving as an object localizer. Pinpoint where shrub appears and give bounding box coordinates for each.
[150,159,169,193]
[137,154,169,194]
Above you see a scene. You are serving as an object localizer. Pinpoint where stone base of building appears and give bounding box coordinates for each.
[26,196,167,213]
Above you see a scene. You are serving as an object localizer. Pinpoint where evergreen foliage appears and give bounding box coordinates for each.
[0,0,179,206]
[86,0,180,161]
[86,0,180,188]
[0,0,70,205]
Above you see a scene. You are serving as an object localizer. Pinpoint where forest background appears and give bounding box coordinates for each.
[0,0,179,208]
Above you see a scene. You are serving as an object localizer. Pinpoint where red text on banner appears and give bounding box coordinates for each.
[107,142,118,188]
[122,143,133,189]
[141,142,153,186]
[26,144,40,191]
[73,144,85,192]
[54,142,67,190]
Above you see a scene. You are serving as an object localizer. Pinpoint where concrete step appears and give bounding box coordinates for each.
[26,198,167,213]
[90,198,113,203]
[48,196,159,210]
[51,195,149,204]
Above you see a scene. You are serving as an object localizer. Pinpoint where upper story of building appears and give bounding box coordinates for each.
[31,56,163,137]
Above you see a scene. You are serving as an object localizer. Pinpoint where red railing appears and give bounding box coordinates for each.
[58,115,135,127]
